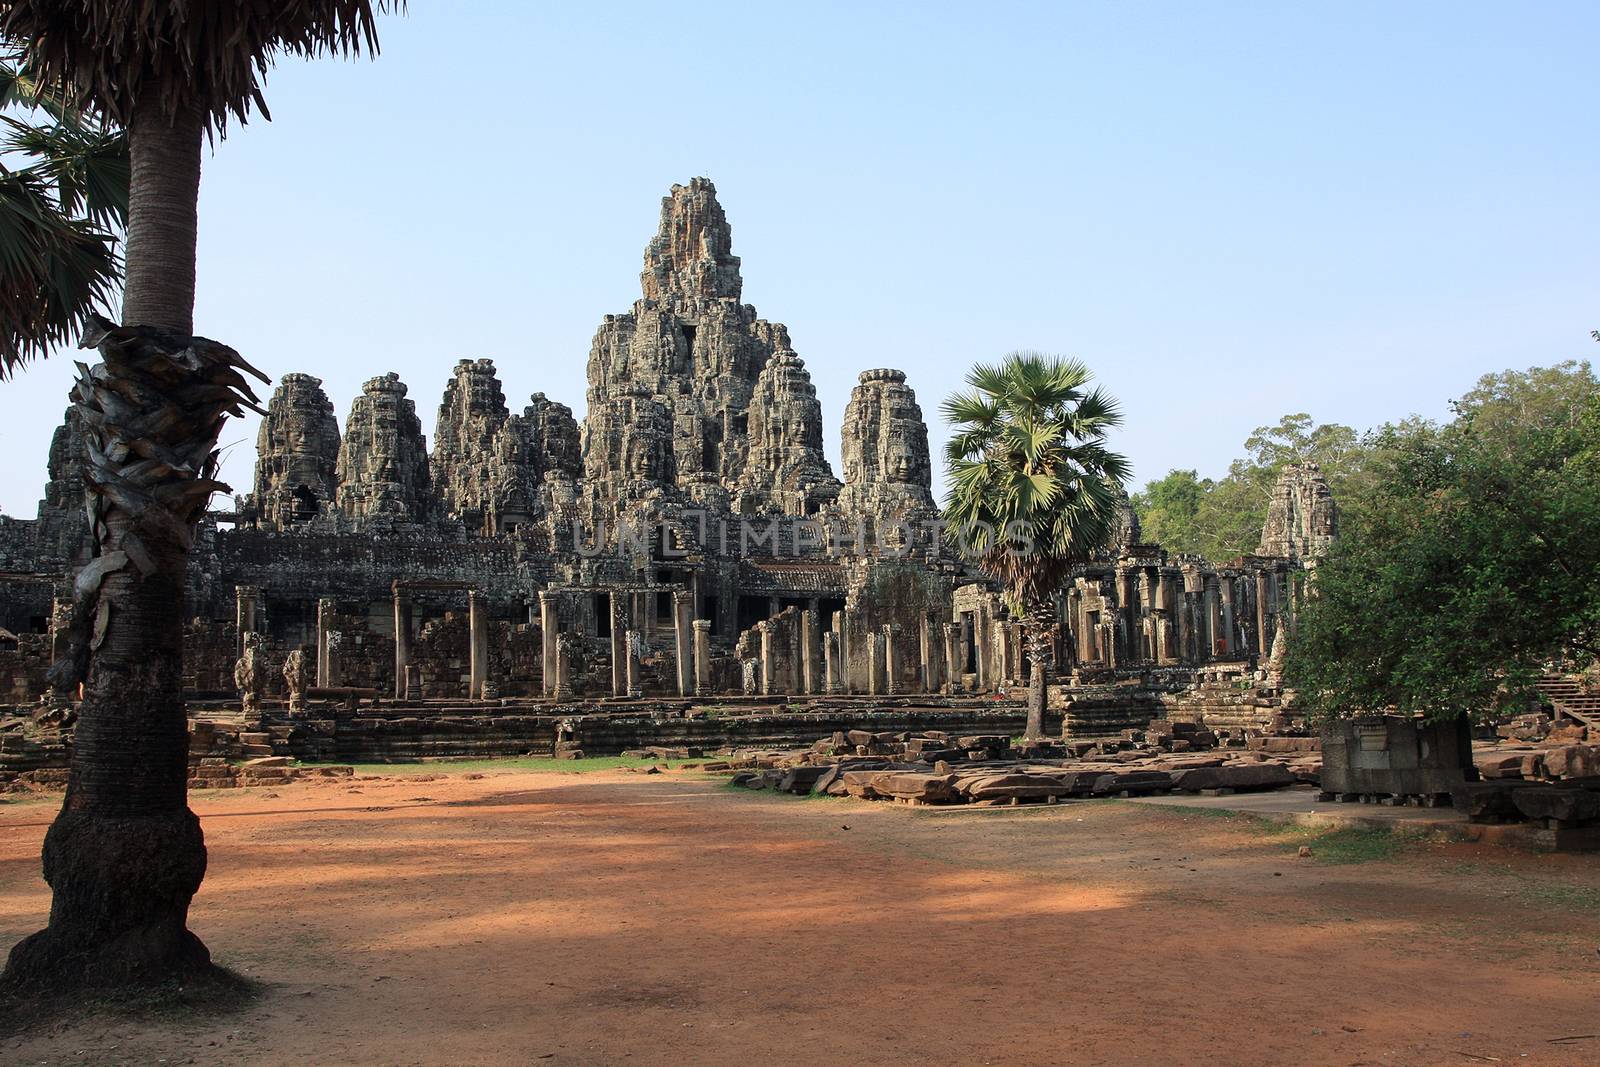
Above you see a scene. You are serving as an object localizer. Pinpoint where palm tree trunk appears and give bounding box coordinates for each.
[1023,598,1056,740]
[122,98,202,333]
[2,102,258,991]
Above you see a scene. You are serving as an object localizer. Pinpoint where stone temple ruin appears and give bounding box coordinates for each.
[0,178,1340,766]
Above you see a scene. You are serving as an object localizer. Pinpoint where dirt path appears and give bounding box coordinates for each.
[2,770,1597,1066]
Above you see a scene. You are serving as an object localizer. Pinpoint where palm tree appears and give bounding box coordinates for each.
[942,353,1130,740]
[0,57,127,372]
[0,2,401,991]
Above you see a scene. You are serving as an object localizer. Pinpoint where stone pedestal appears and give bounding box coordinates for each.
[692,618,711,696]
[673,591,694,696]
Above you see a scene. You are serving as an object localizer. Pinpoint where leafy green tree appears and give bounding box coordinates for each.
[1132,413,1369,561]
[943,353,1130,738]
[1286,366,1600,723]
[1,1,401,993]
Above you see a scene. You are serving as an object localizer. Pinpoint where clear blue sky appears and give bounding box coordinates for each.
[2,0,1596,514]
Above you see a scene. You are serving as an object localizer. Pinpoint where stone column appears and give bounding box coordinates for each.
[631,590,651,645]
[824,631,841,694]
[1204,577,1222,659]
[316,597,334,688]
[759,620,776,695]
[610,598,628,697]
[235,584,262,658]
[800,609,820,695]
[1219,576,1236,656]
[919,616,937,694]
[1252,570,1267,659]
[692,618,711,696]
[539,590,559,697]
[882,623,900,695]
[973,610,989,691]
[867,630,883,696]
[674,591,694,697]
[554,634,573,701]
[468,590,488,700]
[626,629,642,697]
[393,588,412,700]
[837,610,855,694]
[943,623,962,693]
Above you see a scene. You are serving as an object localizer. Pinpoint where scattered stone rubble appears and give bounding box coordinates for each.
[715,722,1321,806]
[1455,706,1600,843]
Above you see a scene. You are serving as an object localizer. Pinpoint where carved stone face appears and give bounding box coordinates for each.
[886,438,914,484]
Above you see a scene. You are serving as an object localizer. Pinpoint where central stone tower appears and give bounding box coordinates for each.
[582,178,833,513]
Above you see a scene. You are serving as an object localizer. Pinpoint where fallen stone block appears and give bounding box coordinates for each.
[872,772,958,803]
[1091,770,1173,796]
[1543,745,1600,781]
[958,773,1072,801]
[1452,781,1540,822]
[778,766,830,795]
[241,755,293,769]
[1512,786,1600,825]
[1169,763,1293,793]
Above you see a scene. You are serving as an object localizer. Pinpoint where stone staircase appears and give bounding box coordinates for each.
[1539,674,1600,730]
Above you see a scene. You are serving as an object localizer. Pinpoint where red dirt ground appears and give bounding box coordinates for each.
[2,769,1598,1066]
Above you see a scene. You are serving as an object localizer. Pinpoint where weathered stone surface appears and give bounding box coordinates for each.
[836,369,937,523]
[1168,762,1293,792]
[1258,463,1337,560]
[583,178,792,503]
[521,393,582,489]
[432,359,543,533]
[1512,786,1600,825]
[1452,781,1539,822]
[34,406,91,564]
[252,373,341,529]
[734,350,841,517]
[336,373,434,524]
[1543,744,1600,780]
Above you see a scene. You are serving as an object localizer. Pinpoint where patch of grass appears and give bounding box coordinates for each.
[1286,825,1410,864]
[342,755,706,776]
[1123,802,1414,863]
[1442,861,1600,912]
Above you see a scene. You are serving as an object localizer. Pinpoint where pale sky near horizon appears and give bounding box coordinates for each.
[1,1,1595,515]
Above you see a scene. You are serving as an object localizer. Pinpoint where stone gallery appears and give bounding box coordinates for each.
[0,180,1336,758]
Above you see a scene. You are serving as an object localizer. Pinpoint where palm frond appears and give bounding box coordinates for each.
[0,164,119,377]
[942,351,1130,600]
[2,1,405,133]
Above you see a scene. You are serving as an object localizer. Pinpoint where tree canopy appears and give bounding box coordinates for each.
[1133,413,1372,561]
[1285,360,1600,723]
